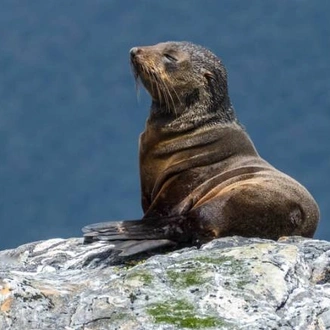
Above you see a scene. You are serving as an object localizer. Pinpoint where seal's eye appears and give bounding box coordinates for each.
[163,53,177,63]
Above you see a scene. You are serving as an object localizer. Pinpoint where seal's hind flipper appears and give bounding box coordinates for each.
[82,220,146,241]
[110,239,176,256]
[82,215,189,244]
[82,216,189,256]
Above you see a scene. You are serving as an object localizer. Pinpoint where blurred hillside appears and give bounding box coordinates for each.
[0,0,329,249]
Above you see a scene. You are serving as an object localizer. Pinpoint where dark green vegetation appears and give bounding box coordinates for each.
[147,299,227,329]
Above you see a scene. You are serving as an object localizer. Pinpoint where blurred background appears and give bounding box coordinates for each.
[0,0,329,250]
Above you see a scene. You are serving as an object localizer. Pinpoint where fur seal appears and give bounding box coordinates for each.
[83,41,320,256]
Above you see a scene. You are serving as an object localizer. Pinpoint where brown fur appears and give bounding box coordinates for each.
[83,42,319,253]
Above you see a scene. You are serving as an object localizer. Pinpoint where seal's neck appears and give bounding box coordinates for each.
[149,96,240,134]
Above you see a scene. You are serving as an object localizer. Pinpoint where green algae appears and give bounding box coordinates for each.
[147,299,226,329]
[166,253,250,291]
[167,268,208,287]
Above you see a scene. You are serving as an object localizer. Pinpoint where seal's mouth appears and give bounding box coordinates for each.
[130,47,150,85]
[130,48,158,90]
[129,48,141,81]
[130,55,154,99]
[129,46,180,112]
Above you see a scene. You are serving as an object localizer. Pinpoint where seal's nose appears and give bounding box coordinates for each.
[130,47,140,58]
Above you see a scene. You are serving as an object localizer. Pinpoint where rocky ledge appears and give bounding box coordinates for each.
[0,236,330,330]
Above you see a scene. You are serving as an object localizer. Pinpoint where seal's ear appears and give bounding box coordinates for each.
[203,70,218,99]
[203,70,217,84]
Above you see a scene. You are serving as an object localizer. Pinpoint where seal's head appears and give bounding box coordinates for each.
[130,41,235,123]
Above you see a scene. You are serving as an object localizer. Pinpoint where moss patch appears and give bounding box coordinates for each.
[167,268,208,288]
[147,299,226,329]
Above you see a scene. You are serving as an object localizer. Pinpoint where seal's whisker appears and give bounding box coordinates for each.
[153,74,173,113]
[162,79,176,114]
[147,68,157,98]
[163,78,181,115]
[153,72,168,110]
[130,63,139,88]
[150,70,162,106]
[158,76,172,112]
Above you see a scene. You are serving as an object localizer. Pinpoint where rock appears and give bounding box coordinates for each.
[0,236,330,330]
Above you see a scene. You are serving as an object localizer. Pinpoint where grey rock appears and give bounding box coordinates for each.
[0,236,329,330]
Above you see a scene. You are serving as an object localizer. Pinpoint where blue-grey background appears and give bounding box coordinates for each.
[0,1,329,250]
